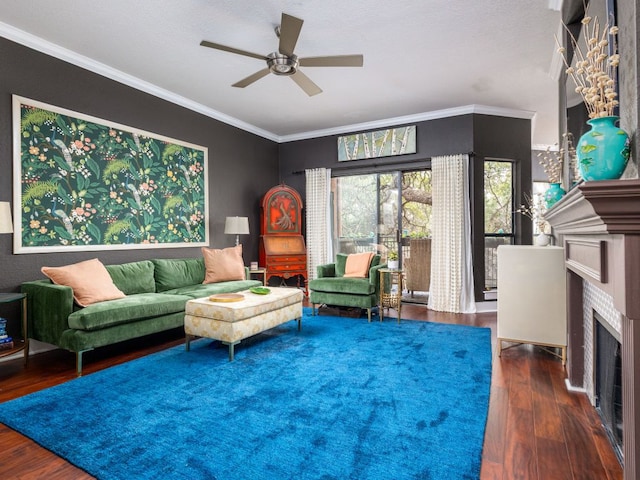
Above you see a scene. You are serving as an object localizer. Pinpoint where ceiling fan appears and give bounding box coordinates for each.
[200,12,363,96]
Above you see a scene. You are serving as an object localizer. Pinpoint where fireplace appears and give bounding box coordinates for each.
[595,313,623,464]
[545,179,640,480]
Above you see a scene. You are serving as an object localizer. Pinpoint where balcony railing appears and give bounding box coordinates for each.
[336,235,410,263]
[337,235,512,291]
[484,235,513,290]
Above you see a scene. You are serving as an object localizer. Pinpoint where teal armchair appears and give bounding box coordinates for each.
[308,254,386,321]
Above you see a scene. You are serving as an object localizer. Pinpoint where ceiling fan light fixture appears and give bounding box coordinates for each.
[267,53,298,76]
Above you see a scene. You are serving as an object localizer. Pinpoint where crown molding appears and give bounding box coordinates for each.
[1,22,537,145]
[0,22,279,142]
[277,105,536,143]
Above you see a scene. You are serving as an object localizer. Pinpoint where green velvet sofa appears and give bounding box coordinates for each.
[21,258,261,375]
[308,254,386,321]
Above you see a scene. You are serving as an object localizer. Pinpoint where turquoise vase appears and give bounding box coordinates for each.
[544,182,566,208]
[577,116,630,181]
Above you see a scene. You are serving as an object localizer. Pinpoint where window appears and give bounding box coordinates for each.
[484,160,514,291]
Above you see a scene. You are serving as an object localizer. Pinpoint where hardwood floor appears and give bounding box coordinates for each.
[0,302,623,479]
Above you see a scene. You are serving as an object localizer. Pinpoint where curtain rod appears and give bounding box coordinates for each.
[291,151,475,175]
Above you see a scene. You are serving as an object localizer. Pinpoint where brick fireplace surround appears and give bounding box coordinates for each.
[545,179,640,480]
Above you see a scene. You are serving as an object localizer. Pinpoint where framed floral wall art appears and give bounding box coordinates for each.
[12,95,209,253]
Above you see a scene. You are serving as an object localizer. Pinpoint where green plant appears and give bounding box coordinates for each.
[388,250,398,261]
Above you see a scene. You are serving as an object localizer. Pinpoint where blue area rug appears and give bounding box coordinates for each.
[0,308,492,479]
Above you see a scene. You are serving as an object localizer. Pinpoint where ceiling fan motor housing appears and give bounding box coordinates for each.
[267,53,298,76]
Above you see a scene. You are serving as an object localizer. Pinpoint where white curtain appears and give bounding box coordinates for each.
[305,168,332,281]
[427,154,476,313]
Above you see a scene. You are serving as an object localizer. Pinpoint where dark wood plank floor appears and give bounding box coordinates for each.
[0,302,623,480]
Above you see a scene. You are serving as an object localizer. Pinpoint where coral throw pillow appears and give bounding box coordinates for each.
[344,252,375,278]
[41,258,126,307]
[202,245,245,284]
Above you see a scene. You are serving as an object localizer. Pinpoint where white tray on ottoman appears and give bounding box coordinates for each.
[184,286,304,360]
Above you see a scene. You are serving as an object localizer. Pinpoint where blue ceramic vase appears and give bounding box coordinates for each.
[544,182,566,209]
[577,116,630,181]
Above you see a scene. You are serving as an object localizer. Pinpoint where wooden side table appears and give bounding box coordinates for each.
[379,268,404,323]
[0,292,28,365]
[248,268,267,286]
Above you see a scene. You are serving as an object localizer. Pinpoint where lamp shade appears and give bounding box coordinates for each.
[0,202,13,234]
[224,216,249,235]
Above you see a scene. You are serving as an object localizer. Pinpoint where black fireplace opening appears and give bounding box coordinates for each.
[595,316,623,465]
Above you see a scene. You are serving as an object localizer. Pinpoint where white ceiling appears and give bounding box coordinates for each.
[0,0,562,147]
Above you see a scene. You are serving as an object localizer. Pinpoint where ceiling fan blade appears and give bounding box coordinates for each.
[278,13,304,56]
[200,40,267,61]
[290,70,322,96]
[232,68,271,88]
[299,55,364,67]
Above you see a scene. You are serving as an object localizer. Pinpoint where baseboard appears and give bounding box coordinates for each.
[476,301,497,313]
[0,339,55,363]
[565,378,587,393]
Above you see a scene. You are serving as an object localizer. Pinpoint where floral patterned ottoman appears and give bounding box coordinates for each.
[184,287,304,360]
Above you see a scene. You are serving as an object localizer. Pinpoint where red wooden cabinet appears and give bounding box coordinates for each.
[258,184,307,293]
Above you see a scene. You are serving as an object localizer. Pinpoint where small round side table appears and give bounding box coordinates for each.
[248,267,267,286]
[0,292,28,365]
[379,268,404,323]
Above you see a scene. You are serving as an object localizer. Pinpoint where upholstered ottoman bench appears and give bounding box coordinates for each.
[184,287,304,360]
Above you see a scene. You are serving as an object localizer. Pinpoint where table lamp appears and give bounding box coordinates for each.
[224,216,249,246]
[0,202,13,234]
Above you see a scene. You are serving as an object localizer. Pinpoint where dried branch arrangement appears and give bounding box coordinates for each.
[556,11,620,118]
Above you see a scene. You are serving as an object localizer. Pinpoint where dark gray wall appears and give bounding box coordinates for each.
[472,114,533,298]
[279,113,531,301]
[279,115,474,195]
[0,37,279,293]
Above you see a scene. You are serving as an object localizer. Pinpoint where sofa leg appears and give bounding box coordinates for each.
[76,352,82,377]
[76,349,92,377]
[367,308,372,322]
[312,304,317,316]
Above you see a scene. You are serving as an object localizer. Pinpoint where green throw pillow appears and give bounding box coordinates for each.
[106,260,156,295]
[152,258,205,292]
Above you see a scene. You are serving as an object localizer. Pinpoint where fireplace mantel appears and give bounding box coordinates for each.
[546,179,640,479]
[546,179,640,235]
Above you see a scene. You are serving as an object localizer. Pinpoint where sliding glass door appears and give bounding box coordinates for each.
[331,169,431,266]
